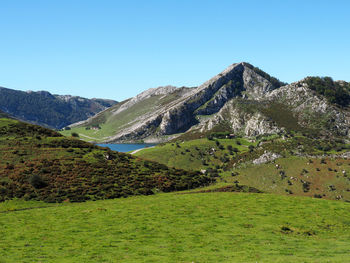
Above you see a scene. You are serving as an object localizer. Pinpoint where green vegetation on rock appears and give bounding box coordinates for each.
[305,76,350,107]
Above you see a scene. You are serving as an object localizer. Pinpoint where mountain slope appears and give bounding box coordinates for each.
[194,79,350,139]
[0,87,118,129]
[66,62,286,142]
[0,117,213,202]
[64,85,193,142]
[135,135,350,201]
[67,62,350,143]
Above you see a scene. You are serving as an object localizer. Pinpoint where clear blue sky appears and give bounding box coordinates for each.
[0,0,349,101]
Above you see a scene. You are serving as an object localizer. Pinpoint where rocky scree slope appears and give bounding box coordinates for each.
[0,87,117,129]
[71,62,350,142]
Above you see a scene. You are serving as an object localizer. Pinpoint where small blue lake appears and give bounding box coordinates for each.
[97,143,156,153]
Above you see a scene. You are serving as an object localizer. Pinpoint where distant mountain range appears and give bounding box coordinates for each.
[0,87,117,129]
[67,62,350,143]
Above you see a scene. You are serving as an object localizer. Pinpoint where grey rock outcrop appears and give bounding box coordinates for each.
[252,152,282,165]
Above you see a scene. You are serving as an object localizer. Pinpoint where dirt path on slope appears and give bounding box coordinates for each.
[130,146,155,155]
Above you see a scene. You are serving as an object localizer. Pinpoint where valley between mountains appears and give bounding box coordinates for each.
[1,62,350,262]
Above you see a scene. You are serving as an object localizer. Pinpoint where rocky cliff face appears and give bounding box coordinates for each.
[264,81,350,137]
[0,87,117,129]
[72,62,350,143]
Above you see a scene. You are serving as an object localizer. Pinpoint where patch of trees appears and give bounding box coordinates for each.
[305,77,350,107]
[207,132,234,140]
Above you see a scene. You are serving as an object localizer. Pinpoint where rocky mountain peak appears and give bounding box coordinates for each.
[103,62,289,141]
[74,62,350,144]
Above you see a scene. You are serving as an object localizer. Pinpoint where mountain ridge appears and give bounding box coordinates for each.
[0,86,118,129]
[65,62,350,143]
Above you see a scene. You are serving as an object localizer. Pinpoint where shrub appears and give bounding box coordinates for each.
[5,163,14,170]
[281,226,293,233]
[328,185,336,191]
[231,172,239,177]
[71,132,79,137]
[30,174,48,189]
[302,181,311,192]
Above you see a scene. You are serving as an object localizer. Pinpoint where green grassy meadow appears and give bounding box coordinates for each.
[1,192,350,263]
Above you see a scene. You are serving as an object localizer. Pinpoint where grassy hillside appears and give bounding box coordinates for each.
[135,135,350,201]
[224,156,350,200]
[135,137,257,170]
[0,118,213,202]
[0,193,349,262]
[61,90,187,142]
